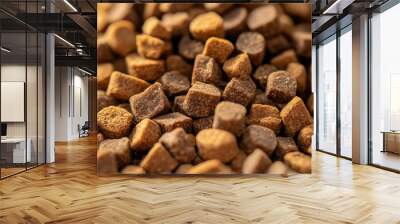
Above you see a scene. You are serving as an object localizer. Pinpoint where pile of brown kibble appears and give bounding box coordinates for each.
[97,3,313,175]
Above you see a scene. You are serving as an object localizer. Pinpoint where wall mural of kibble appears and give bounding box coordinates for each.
[97,3,313,175]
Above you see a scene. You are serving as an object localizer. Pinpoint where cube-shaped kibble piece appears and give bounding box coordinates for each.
[188,159,233,174]
[266,71,297,103]
[166,55,192,77]
[248,104,280,123]
[203,37,234,64]
[258,117,282,135]
[247,5,280,38]
[106,71,151,101]
[161,12,190,36]
[142,17,171,40]
[236,32,266,66]
[121,165,146,175]
[97,106,133,139]
[280,96,313,137]
[97,63,114,90]
[297,125,313,152]
[98,90,117,112]
[252,64,277,89]
[130,118,161,151]
[172,95,186,113]
[287,62,307,95]
[283,151,311,173]
[159,128,196,163]
[153,112,192,133]
[159,71,190,97]
[178,36,204,60]
[270,49,298,69]
[105,20,136,56]
[241,125,277,156]
[223,53,252,79]
[275,137,299,159]
[192,116,213,134]
[213,101,246,136]
[196,128,239,163]
[97,137,131,174]
[223,77,256,107]
[223,7,247,36]
[129,83,170,122]
[136,34,166,59]
[140,143,178,174]
[230,150,247,173]
[266,161,288,175]
[126,54,165,81]
[175,164,193,174]
[192,55,223,86]
[183,82,221,118]
[266,35,290,55]
[189,12,224,41]
[97,36,114,63]
[242,149,272,174]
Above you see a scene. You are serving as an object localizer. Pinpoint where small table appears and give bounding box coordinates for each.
[1,138,32,165]
[381,131,400,155]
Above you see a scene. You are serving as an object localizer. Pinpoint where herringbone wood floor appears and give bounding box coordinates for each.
[0,136,399,224]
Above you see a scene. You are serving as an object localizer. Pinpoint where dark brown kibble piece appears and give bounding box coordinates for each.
[130,118,161,151]
[97,137,131,174]
[192,54,223,86]
[178,36,204,60]
[129,83,170,122]
[284,151,311,173]
[118,103,131,113]
[266,71,297,103]
[161,12,190,36]
[97,90,117,112]
[223,77,256,107]
[280,96,313,137]
[241,125,277,156]
[153,112,192,133]
[282,3,311,22]
[126,54,165,81]
[97,106,133,139]
[203,37,234,64]
[188,160,233,174]
[230,150,247,172]
[183,82,221,118]
[213,101,246,136]
[97,63,114,90]
[248,104,280,123]
[136,34,166,59]
[159,128,196,163]
[172,95,186,114]
[196,129,239,163]
[252,64,277,89]
[159,3,193,13]
[166,55,193,77]
[121,165,146,174]
[287,62,307,95]
[106,20,136,56]
[192,116,213,134]
[270,49,298,69]
[159,71,190,97]
[297,125,313,151]
[142,17,171,40]
[106,71,151,101]
[242,149,272,174]
[190,12,224,41]
[275,137,299,159]
[140,143,178,173]
[266,35,291,55]
[236,32,266,66]
[223,53,252,79]
[97,36,114,63]
[247,5,280,38]
[223,7,247,36]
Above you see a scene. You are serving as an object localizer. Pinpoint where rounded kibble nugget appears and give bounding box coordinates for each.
[126,54,165,81]
[142,16,171,40]
[223,53,252,79]
[252,64,277,89]
[297,125,313,150]
[242,149,272,174]
[130,118,161,151]
[160,71,190,97]
[106,20,136,56]
[266,161,288,175]
[161,12,190,36]
[223,77,256,107]
[136,34,166,59]
[159,3,193,13]
[287,62,307,95]
[140,142,178,174]
[183,82,221,118]
[270,49,298,70]
[204,3,233,14]
[202,37,234,64]
[241,125,277,156]
[196,129,239,163]
[279,13,294,36]
[188,159,233,174]
[236,32,266,66]
[223,7,247,36]
[97,106,133,139]
[266,71,297,103]
[106,71,151,101]
[190,12,224,42]
[284,151,311,174]
[266,35,291,55]
[247,5,280,38]
[178,36,204,60]
[213,101,247,136]
[230,150,247,172]
[121,165,146,174]
[159,128,196,163]
[175,164,193,174]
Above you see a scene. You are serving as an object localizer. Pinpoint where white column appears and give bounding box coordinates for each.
[46,32,55,163]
